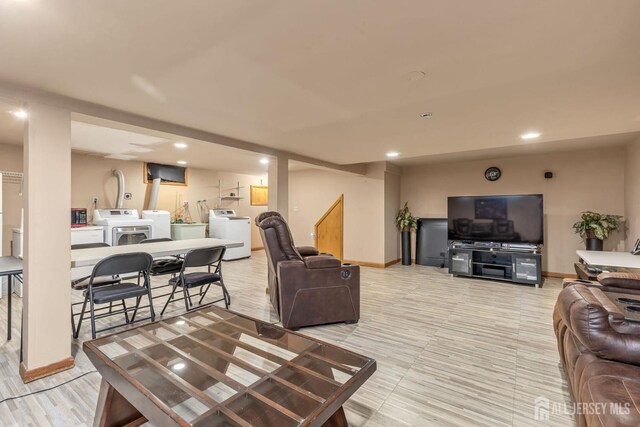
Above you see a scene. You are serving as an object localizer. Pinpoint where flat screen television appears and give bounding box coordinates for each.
[448,194,544,244]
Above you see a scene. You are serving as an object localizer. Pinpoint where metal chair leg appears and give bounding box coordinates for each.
[70,306,76,336]
[198,284,212,305]
[161,281,179,316]
[182,286,192,311]
[89,298,97,340]
[130,296,142,323]
[220,277,230,307]
[74,297,89,339]
[122,300,130,323]
[146,276,156,322]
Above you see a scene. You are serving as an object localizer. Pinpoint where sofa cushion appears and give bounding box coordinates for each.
[582,375,640,427]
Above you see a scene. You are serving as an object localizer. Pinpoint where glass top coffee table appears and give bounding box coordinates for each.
[83,305,376,426]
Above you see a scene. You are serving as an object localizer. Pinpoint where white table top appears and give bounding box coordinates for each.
[70,238,243,268]
[576,250,640,269]
[0,256,22,275]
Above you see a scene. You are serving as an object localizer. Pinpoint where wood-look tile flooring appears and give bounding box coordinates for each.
[0,251,574,426]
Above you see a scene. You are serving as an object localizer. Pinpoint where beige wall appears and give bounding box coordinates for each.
[625,137,640,250]
[384,170,401,263]
[288,167,386,264]
[0,143,23,256]
[401,147,626,275]
[70,154,268,249]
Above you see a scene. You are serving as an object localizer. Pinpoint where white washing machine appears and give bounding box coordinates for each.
[209,209,251,260]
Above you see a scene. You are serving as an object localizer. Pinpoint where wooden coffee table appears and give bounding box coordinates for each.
[83,305,376,426]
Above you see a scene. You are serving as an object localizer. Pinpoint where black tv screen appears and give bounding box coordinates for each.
[448,194,544,244]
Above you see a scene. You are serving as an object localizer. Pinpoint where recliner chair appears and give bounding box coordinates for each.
[255,212,360,329]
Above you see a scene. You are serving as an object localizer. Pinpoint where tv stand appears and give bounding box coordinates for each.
[449,244,542,287]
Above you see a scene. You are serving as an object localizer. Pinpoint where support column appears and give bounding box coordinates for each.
[21,102,73,382]
[268,156,289,220]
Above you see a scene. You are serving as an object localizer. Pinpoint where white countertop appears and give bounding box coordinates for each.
[576,250,640,269]
[71,238,243,268]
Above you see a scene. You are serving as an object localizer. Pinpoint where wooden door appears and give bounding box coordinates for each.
[315,195,344,260]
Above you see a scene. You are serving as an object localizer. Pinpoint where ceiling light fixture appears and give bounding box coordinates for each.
[174,142,188,149]
[419,112,433,119]
[173,363,185,371]
[11,109,28,119]
[386,151,400,158]
[520,131,541,140]
[177,160,187,165]
[260,158,269,165]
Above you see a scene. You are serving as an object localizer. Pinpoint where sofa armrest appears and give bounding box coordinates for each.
[304,256,341,269]
[297,246,320,257]
[597,272,640,290]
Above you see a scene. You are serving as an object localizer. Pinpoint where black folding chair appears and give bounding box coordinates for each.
[74,252,155,339]
[161,246,229,316]
[70,243,121,336]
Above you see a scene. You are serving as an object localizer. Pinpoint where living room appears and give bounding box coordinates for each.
[1,2,640,426]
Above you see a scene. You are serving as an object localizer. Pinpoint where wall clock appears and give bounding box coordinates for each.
[484,167,501,181]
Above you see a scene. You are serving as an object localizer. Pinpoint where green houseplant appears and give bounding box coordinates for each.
[396,202,418,265]
[572,211,622,251]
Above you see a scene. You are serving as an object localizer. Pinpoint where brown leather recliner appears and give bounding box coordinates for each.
[553,284,640,426]
[255,212,360,330]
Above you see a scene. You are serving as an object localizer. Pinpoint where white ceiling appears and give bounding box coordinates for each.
[70,120,271,176]
[0,1,639,165]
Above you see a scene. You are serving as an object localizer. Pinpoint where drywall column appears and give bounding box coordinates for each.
[21,102,73,381]
[625,137,640,250]
[268,156,289,220]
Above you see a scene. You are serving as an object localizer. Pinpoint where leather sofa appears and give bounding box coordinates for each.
[563,272,640,295]
[255,212,360,330]
[553,284,640,426]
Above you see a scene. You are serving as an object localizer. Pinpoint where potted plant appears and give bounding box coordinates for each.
[396,202,418,265]
[572,211,622,251]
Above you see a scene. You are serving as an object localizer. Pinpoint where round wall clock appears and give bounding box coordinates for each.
[484,167,501,181]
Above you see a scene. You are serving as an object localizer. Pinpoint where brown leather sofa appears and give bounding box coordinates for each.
[255,211,360,330]
[563,272,640,295]
[553,284,640,426]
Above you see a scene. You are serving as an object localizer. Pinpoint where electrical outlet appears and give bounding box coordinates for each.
[124,192,132,200]
[92,196,98,204]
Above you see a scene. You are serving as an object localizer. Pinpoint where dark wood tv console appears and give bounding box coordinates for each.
[449,245,543,287]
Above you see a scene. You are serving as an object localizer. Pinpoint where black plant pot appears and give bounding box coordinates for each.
[586,238,603,251]
[401,230,412,265]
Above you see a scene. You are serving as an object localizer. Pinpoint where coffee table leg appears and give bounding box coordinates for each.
[94,379,145,427]
[322,406,349,427]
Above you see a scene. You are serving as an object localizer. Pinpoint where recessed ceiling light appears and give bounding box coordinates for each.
[173,363,185,371]
[419,112,433,119]
[386,151,400,158]
[520,132,541,140]
[177,160,187,165]
[11,109,28,119]
[260,158,269,165]
[173,142,188,149]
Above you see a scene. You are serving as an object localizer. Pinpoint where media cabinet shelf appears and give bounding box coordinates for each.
[449,246,543,287]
